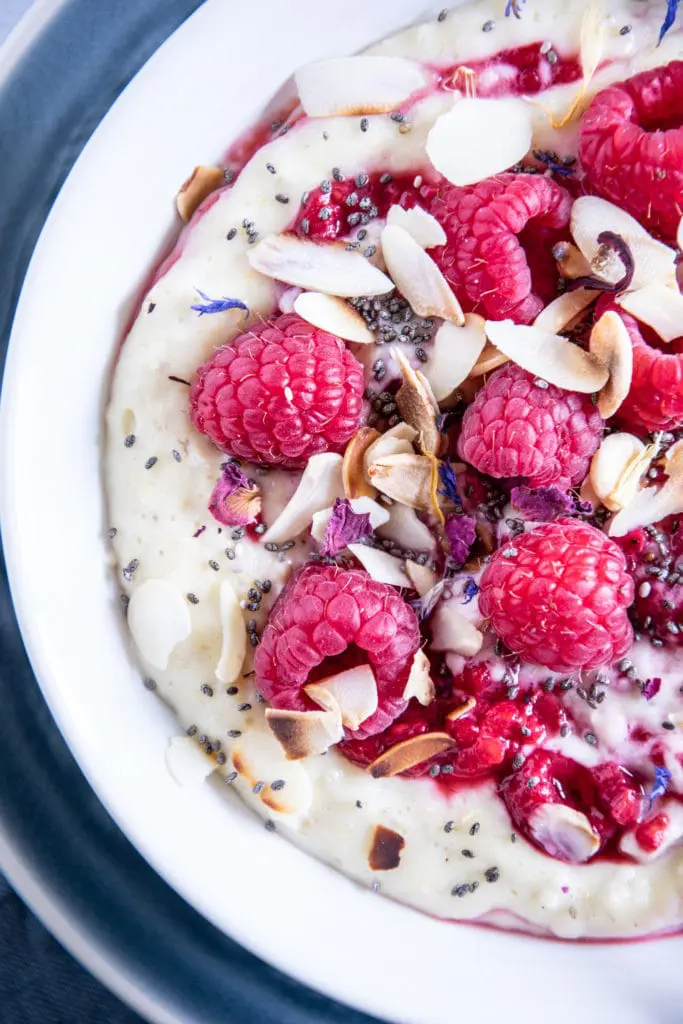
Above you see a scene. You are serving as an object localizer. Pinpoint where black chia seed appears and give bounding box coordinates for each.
[209,559,220,572]
[253,781,265,795]
[123,559,139,581]
[238,702,252,712]
[225,771,238,784]
[469,822,480,836]
[275,193,289,204]
[271,780,286,791]
[461,849,475,859]
[584,731,598,746]
[360,117,369,132]
[143,677,157,691]
[265,820,276,832]
[485,867,500,883]
[663,721,676,730]
[227,228,237,240]
[107,527,117,539]
[144,456,158,470]
[124,434,136,448]
[201,684,214,697]
[438,8,448,21]
[444,821,455,833]
[186,592,199,604]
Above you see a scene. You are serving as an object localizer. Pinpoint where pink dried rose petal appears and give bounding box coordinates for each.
[320,498,372,557]
[209,463,261,526]
[445,514,476,565]
[642,677,662,701]
[511,485,575,522]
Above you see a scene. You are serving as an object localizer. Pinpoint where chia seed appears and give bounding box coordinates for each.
[380,173,393,184]
[253,781,265,795]
[226,686,239,695]
[231,527,245,541]
[107,527,117,539]
[124,434,136,448]
[444,821,455,833]
[438,8,448,20]
[482,19,494,31]
[461,849,475,859]
[186,592,199,604]
[275,193,289,204]
[265,820,276,833]
[469,822,480,836]
[186,725,197,737]
[201,684,214,697]
[208,559,220,572]
[227,228,237,240]
[360,117,369,132]
[663,721,676,730]
[584,731,598,746]
[332,168,345,182]
[225,772,238,784]
[512,753,525,769]
[300,218,310,235]
[620,24,632,34]
[485,867,500,883]
[451,884,471,898]
[225,548,236,560]
[143,677,157,691]
[319,207,332,221]
[123,559,139,581]
[390,111,405,123]
[560,724,570,738]
[428,764,441,778]
[271,780,286,791]
[172,449,182,462]
[526,777,539,789]
[216,753,227,766]
[238,702,252,712]
[356,172,369,187]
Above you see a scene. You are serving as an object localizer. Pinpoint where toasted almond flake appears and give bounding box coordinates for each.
[231,731,313,815]
[590,433,648,512]
[263,453,344,545]
[393,348,441,455]
[215,581,247,684]
[589,310,634,418]
[305,665,378,731]
[165,737,215,787]
[617,284,683,344]
[426,97,533,187]
[570,196,677,291]
[549,2,605,129]
[468,342,509,378]
[265,707,343,760]
[363,423,417,474]
[367,453,434,511]
[295,56,429,117]
[402,649,435,706]
[608,440,683,537]
[529,803,600,863]
[534,289,599,335]
[579,474,601,510]
[347,544,410,587]
[368,733,456,779]
[430,603,483,657]
[386,204,447,249]
[445,698,477,723]
[405,559,438,596]
[484,319,609,394]
[248,234,393,297]
[278,286,302,314]
[293,292,375,344]
[176,165,224,222]
[310,496,389,544]
[368,824,406,871]
[377,501,437,553]
[343,427,381,500]
[552,241,592,280]
[422,315,487,403]
[381,224,465,324]
[127,578,192,671]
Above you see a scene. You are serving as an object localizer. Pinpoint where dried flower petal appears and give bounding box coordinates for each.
[445,514,476,565]
[321,498,372,557]
[659,0,680,42]
[642,677,662,702]
[191,289,249,317]
[511,485,574,521]
[209,463,262,526]
[649,766,671,810]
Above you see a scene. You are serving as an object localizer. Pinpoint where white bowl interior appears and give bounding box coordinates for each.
[2,2,682,1022]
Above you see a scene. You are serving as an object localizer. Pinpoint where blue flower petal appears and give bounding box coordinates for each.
[659,0,681,43]
[648,765,672,808]
[191,288,248,316]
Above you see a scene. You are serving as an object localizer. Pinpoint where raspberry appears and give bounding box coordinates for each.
[597,299,683,433]
[615,515,683,646]
[254,563,420,738]
[293,172,421,242]
[189,313,364,468]
[456,363,603,489]
[579,62,683,241]
[591,762,643,826]
[634,812,669,854]
[430,173,572,324]
[479,519,634,670]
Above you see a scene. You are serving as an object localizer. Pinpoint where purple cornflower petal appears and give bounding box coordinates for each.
[505,0,527,17]
[648,766,672,808]
[320,498,372,557]
[642,677,662,701]
[438,461,461,505]
[462,578,479,605]
[191,288,249,317]
[209,463,261,526]
[511,485,574,522]
[410,579,447,622]
[445,515,476,565]
[659,0,680,42]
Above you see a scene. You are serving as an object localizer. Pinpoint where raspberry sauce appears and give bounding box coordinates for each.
[440,42,581,98]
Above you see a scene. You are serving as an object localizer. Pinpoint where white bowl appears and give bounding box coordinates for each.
[1,2,681,1021]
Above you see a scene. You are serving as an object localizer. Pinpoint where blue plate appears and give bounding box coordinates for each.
[0,3,381,1021]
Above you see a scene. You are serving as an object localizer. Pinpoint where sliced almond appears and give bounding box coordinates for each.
[381,224,465,324]
[265,707,343,760]
[402,649,435,706]
[426,97,533,187]
[590,433,648,512]
[367,453,434,511]
[364,423,417,474]
[165,737,215,787]
[377,501,437,553]
[570,196,677,291]
[589,310,634,418]
[305,665,378,732]
[231,730,313,816]
[468,342,509,378]
[293,292,375,344]
[215,581,247,684]
[127,578,192,671]
[445,697,476,723]
[386,204,447,249]
[405,559,438,596]
[368,732,456,779]
[430,603,483,657]
[534,289,599,335]
[617,284,683,344]
[421,315,487,402]
[343,427,381,500]
[484,319,609,394]
[368,824,406,871]
[176,165,225,222]
[549,1,605,129]
[529,803,600,863]
[248,234,393,297]
[295,55,429,117]
[347,544,410,587]
[310,496,389,544]
[552,241,592,280]
[393,348,440,455]
[263,453,344,545]
[608,440,683,536]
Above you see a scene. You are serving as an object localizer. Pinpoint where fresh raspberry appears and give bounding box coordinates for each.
[479,519,635,670]
[579,62,683,242]
[597,298,683,433]
[189,313,364,468]
[634,812,669,854]
[615,515,683,646]
[429,173,572,323]
[456,363,603,489]
[591,762,643,827]
[254,563,420,738]
[293,172,421,242]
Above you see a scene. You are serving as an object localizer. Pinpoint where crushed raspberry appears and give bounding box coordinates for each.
[597,298,683,433]
[189,312,364,468]
[429,173,572,324]
[579,61,683,241]
[254,564,421,738]
[635,813,670,853]
[441,42,581,99]
[456,363,603,489]
[479,519,635,671]
[615,515,683,646]
[293,172,422,242]
[591,762,643,827]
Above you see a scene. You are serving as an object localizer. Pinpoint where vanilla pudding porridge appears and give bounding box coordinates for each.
[105,0,683,939]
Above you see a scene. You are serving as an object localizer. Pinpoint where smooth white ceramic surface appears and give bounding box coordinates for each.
[1,2,682,1022]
